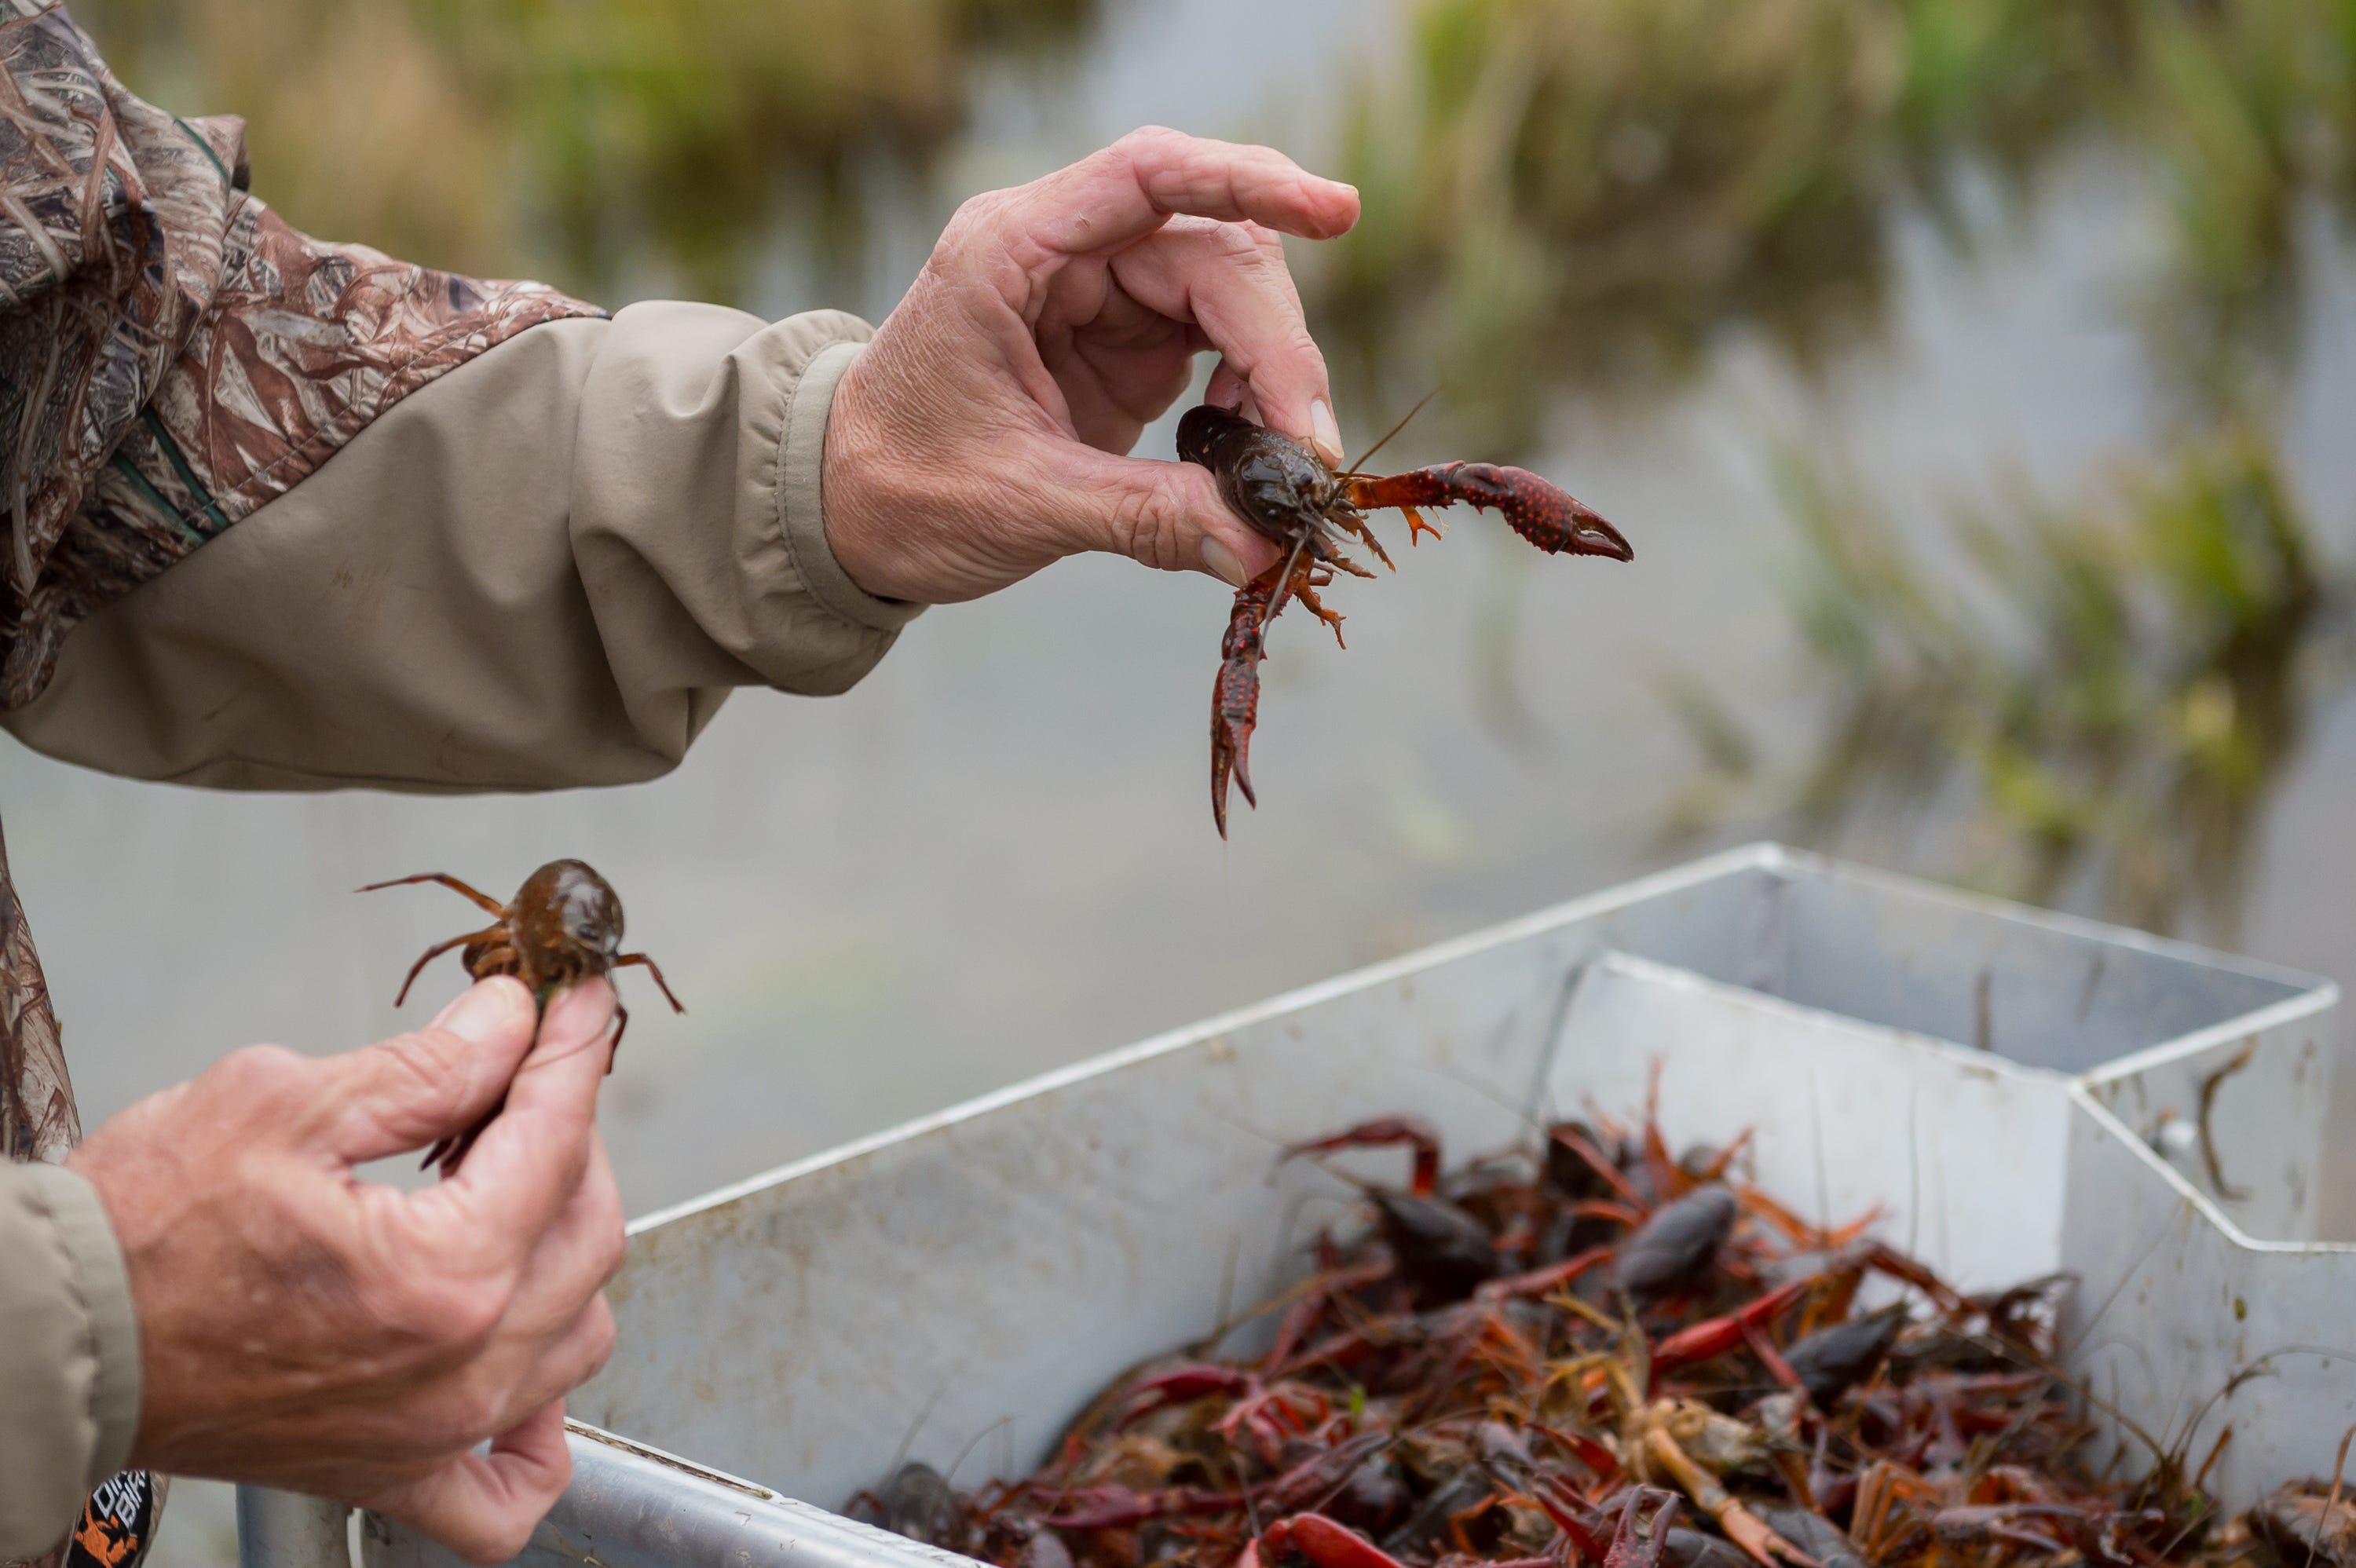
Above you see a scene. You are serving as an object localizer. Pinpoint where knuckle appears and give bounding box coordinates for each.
[379,1024,473,1091]
[213,1043,307,1103]
[1109,126,1202,199]
[431,1376,514,1455]
[594,1214,628,1285]
[386,1270,513,1360]
[580,1297,619,1381]
[412,1391,492,1458]
[943,191,1004,245]
[443,1276,516,1348]
[1202,220,1267,269]
[1109,484,1187,572]
[1114,124,1185,159]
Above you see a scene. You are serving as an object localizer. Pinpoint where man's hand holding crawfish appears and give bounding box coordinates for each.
[66,981,625,1564]
[818,128,1628,839]
[820,127,1360,600]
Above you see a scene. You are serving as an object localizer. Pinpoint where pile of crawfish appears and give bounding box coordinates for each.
[851,1109,2354,1568]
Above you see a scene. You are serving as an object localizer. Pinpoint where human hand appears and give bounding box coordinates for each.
[821,126,1360,603]
[67,978,625,1565]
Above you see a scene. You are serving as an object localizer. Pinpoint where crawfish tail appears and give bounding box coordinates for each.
[1211,577,1275,838]
[1348,463,1633,561]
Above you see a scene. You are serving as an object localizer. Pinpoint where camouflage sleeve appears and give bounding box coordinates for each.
[0,0,602,712]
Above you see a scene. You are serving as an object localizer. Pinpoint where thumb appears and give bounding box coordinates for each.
[434,978,618,1251]
[1049,444,1282,587]
[315,978,540,1164]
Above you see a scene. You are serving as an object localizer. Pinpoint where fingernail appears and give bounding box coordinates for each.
[540,979,616,1043]
[1310,399,1344,469]
[1202,537,1249,587]
[432,980,526,1044]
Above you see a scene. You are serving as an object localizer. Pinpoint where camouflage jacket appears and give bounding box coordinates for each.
[0,5,599,1559]
[0,0,599,1164]
[1,9,907,1554]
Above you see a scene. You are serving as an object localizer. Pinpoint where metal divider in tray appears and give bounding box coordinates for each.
[353,844,2344,1568]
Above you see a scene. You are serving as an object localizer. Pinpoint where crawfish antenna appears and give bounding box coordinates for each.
[1264,529,1311,624]
[1343,386,1443,476]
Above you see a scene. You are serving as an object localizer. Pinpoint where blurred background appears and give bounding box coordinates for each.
[20,0,2356,1558]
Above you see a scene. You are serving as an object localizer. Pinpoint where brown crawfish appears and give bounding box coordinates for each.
[363,858,684,1174]
[1176,404,1633,837]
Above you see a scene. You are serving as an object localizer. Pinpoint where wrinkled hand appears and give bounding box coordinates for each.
[821,126,1360,602]
[68,978,626,1566]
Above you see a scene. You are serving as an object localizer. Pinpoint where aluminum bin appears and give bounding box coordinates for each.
[313,843,2341,1568]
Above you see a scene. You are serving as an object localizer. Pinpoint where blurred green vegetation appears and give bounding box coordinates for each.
[1321,0,2353,936]
[1323,0,2355,449]
[74,0,1093,302]
[1662,431,2335,939]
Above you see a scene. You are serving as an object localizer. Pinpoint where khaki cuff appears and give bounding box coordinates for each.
[776,339,924,637]
[26,1163,143,1483]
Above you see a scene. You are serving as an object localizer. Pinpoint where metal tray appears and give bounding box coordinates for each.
[298,844,2340,1568]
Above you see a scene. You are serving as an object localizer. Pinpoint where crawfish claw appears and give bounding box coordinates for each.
[1280,1116,1445,1197]
[1212,709,1257,840]
[1348,464,1631,561]
[1211,575,1275,838]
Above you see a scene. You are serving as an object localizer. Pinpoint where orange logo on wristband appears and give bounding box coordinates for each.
[64,1471,153,1568]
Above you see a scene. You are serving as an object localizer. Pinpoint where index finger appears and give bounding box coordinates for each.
[434,980,618,1251]
[1012,126,1359,259]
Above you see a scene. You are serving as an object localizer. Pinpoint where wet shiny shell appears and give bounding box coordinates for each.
[1176,404,1340,544]
[506,858,625,990]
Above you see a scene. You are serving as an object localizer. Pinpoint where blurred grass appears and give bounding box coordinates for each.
[1319,0,2355,936]
[1321,0,2354,448]
[75,0,1094,302]
[1662,429,2335,940]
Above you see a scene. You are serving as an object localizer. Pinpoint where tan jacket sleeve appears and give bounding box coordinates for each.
[0,1162,141,1560]
[0,302,919,791]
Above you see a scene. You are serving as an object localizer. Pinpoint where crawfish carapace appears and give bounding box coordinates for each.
[1176,404,1633,837]
[362,858,685,1174]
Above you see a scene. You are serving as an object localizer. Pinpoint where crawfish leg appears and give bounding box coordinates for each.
[1290,573,1345,649]
[1212,576,1276,838]
[1326,510,1398,571]
[392,927,505,1007]
[359,872,510,918]
[1347,465,1631,560]
[1280,1116,1444,1197]
[613,952,687,1013]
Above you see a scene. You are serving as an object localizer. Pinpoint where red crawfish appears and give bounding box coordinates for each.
[1176,402,1633,837]
[363,858,684,1174]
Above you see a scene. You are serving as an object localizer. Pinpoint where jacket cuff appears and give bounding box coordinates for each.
[775,338,924,638]
[27,1163,144,1482]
